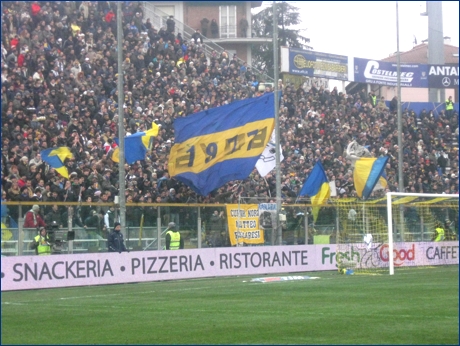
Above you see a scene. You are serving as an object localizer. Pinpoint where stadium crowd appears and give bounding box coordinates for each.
[1,1,459,229]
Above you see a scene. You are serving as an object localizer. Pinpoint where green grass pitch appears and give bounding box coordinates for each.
[1,266,458,344]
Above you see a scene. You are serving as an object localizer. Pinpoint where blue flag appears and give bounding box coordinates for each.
[113,124,159,164]
[41,147,73,178]
[9,216,18,229]
[298,161,331,221]
[169,92,276,196]
[353,156,389,199]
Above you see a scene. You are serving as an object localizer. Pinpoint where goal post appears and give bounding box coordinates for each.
[333,197,390,275]
[334,192,458,276]
[386,192,459,275]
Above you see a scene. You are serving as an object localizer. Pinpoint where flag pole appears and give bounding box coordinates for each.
[273,0,282,246]
[264,177,271,198]
[117,2,127,239]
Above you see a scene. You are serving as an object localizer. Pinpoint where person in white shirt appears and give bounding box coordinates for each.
[104,205,118,229]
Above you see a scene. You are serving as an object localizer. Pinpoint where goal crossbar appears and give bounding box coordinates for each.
[386,192,459,275]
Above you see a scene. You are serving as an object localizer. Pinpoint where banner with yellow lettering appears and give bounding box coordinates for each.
[226,204,264,246]
[169,92,276,196]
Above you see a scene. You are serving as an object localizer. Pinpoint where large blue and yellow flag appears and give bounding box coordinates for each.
[112,123,159,164]
[41,147,73,178]
[353,156,389,199]
[373,170,388,193]
[298,161,331,221]
[169,92,276,196]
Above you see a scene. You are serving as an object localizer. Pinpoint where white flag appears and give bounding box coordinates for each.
[329,181,337,197]
[256,130,284,177]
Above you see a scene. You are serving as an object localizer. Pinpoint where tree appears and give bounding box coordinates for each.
[251,2,312,79]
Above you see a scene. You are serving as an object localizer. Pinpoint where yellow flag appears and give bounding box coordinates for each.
[48,146,73,162]
[141,123,159,150]
[1,222,13,248]
[41,147,73,179]
[111,147,120,163]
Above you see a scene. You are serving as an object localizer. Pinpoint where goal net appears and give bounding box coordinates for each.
[334,193,458,275]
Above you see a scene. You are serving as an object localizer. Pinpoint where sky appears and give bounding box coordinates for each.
[257,1,459,60]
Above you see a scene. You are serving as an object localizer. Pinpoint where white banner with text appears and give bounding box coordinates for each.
[1,242,458,291]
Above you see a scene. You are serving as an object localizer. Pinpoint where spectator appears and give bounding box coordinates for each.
[200,18,209,37]
[84,209,106,239]
[239,15,249,37]
[376,96,388,111]
[166,188,180,228]
[389,96,398,113]
[0,0,457,234]
[23,204,46,229]
[1,190,9,224]
[191,29,204,44]
[210,19,218,38]
[104,205,117,229]
[207,210,225,247]
[166,15,175,33]
[44,204,63,227]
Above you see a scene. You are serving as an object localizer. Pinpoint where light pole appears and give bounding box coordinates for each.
[273,1,282,245]
[117,2,126,238]
[421,2,445,102]
[396,1,404,241]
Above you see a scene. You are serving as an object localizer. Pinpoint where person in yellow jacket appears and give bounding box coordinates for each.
[433,222,445,242]
[445,96,454,119]
[368,91,377,108]
[30,227,52,255]
[165,222,184,250]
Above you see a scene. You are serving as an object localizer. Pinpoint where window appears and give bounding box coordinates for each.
[157,5,175,27]
[219,5,237,38]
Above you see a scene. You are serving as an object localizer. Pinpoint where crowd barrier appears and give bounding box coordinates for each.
[1,201,455,257]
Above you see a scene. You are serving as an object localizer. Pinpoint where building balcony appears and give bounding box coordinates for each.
[204,25,272,44]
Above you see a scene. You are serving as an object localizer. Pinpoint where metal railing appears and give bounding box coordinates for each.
[1,202,326,256]
[141,2,274,82]
[2,200,453,257]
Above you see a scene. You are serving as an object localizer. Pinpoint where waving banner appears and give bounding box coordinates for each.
[41,147,73,179]
[353,156,389,199]
[169,93,276,196]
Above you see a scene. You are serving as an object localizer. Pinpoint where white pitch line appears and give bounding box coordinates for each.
[2,302,26,306]
[1,284,231,304]
[59,292,136,300]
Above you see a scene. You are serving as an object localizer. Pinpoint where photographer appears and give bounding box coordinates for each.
[30,226,51,255]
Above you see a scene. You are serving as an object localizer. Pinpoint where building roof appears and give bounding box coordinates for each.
[381,43,459,64]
